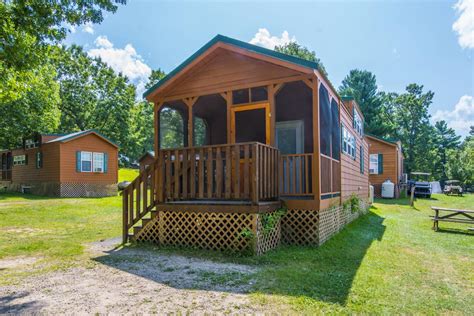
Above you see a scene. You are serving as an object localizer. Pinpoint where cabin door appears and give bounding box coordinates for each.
[231,103,270,145]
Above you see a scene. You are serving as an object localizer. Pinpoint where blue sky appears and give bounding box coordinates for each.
[65,0,474,137]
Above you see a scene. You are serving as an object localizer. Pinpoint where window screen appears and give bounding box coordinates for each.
[319,85,331,156]
[331,99,340,160]
[232,89,250,104]
[81,152,92,172]
[250,86,268,102]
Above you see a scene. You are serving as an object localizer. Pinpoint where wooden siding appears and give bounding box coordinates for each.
[165,48,303,99]
[59,133,118,184]
[10,143,61,184]
[366,137,400,186]
[340,104,369,201]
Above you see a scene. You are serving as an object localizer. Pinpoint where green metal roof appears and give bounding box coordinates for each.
[365,133,399,146]
[341,95,354,101]
[46,129,119,147]
[143,34,320,99]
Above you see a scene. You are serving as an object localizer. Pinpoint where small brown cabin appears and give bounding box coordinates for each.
[0,130,118,197]
[138,151,155,172]
[122,35,370,253]
[365,134,404,198]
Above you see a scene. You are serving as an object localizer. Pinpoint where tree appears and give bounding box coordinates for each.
[275,42,328,76]
[55,45,136,155]
[433,120,461,181]
[0,0,125,104]
[392,84,435,175]
[145,69,166,90]
[339,69,393,136]
[446,138,474,187]
[0,62,60,149]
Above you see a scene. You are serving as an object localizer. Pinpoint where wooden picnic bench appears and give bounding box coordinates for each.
[430,206,474,231]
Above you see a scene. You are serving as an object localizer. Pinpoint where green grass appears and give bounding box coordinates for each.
[0,193,122,282]
[0,191,472,313]
[118,168,139,182]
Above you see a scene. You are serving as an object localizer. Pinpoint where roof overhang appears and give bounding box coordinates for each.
[46,130,119,148]
[143,34,319,102]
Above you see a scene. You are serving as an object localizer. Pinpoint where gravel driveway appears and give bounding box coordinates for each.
[0,238,264,314]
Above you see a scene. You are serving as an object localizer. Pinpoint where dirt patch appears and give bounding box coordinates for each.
[0,238,263,314]
[0,256,40,270]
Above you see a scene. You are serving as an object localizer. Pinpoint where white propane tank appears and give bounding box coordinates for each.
[369,185,374,204]
[381,180,395,198]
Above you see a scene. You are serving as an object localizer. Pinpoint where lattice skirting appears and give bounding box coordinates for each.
[318,199,370,245]
[1,181,116,197]
[59,183,116,197]
[281,209,319,245]
[133,208,282,255]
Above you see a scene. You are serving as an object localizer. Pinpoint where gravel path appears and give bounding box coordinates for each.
[0,238,264,314]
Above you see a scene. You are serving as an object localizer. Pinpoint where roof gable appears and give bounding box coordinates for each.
[144,34,320,100]
[46,130,119,148]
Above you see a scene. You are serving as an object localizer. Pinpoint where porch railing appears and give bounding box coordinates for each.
[122,142,280,241]
[280,154,314,196]
[157,142,279,203]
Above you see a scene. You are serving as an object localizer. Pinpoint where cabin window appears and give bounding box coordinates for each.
[360,146,364,174]
[13,155,27,166]
[331,99,340,160]
[36,152,43,169]
[81,152,92,172]
[93,153,105,172]
[232,89,250,104]
[77,151,108,173]
[354,110,363,136]
[25,139,39,149]
[369,154,384,174]
[319,85,331,156]
[250,86,268,102]
[342,126,356,159]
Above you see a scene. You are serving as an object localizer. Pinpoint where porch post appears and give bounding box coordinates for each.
[154,102,163,154]
[311,77,321,203]
[184,97,198,147]
[268,85,276,147]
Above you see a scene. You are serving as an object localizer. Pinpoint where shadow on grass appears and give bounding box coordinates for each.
[0,192,53,201]
[435,228,474,236]
[94,211,386,307]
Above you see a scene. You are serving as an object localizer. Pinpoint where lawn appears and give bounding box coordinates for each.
[0,192,472,313]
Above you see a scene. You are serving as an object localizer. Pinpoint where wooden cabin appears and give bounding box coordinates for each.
[138,151,155,172]
[123,35,370,254]
[0,130,118,197]
[365,134,404,198]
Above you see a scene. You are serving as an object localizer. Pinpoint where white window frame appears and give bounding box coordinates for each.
[81,151,93,172]
[342,126,356,159]
[354,111,363,136]
[13,155,26,166]
[369,154,379,174]
[93,152,105,173]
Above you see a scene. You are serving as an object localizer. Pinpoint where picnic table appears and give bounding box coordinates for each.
[430,206,474,231]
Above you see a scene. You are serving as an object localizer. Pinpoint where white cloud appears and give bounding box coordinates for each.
[66,23,76,34]
[82,22,95,34]
[249,28,296,49]
[452,0,474,49]
[88,36,152,97]
[432,95,474,136]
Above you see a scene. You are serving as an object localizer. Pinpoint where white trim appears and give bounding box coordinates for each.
[80,151,92,172]
[369,154,378,174]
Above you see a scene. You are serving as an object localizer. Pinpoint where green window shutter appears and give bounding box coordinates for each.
[25,154,28,165]
[360,146,364,174]
[378,154,383,174]
[76,151,81,172]
[104,152,108,173]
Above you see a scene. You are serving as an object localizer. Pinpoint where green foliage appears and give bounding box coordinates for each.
[339,69,394,136]
[145,69,166,90]
[160,107,185,149]
[260,205,288,236]
[433,120,461,181]
[275,42,328,76]
[55,45,136,154]
[0,0,124,104]
[343,194,361,214]
[446,138,474,187]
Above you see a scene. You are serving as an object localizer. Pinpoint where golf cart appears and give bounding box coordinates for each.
[408,172,432,198]
[443,180,463,196]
